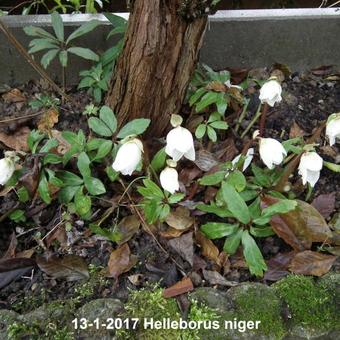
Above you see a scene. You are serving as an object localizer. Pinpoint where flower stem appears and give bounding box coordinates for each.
[259,102,269,136]
[235,98,250,133]
[240,102,262,139]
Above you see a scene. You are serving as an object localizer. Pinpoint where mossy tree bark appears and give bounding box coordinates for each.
[105,0,216,137]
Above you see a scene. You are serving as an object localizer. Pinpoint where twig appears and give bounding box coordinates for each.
[0,18,72,103]
[0,111,44,124]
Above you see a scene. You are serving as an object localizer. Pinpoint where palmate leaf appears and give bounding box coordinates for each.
[24,26,56,40]
[66,20,101,44]
[41,49,59,69]
[68,47,99,61]
[51,12,64,42]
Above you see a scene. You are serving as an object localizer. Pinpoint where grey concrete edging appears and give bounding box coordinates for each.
[0,8,339,85]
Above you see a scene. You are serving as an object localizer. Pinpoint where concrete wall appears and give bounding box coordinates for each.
[0,9,339,86]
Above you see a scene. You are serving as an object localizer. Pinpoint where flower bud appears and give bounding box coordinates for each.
[298,151,323,187]
[160,167,179,194]
[259,79,282,107]
[165,126,195,161]
[259,138,287,169]
[0,151,16,185]
[326,113,340,146]
[112,138,143,176]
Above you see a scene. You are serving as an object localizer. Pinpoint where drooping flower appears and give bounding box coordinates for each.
[259,79,282,107]
[298,151,323,187]
[258,137,287,169]
[326,113,340,146]
[160,165,179,194]
[0,151,16,186]
[112,138,143,176]
[232,148,254,172]
[165,115,195,161]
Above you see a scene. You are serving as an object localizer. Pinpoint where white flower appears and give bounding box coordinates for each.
[0,151,16,185]
[112,138,143,176]
[259,79,282,107]
[326,113,340,146]
[232,148,254,172]
[165,126,195,161]
[298,151,323,187]
[160,167,179,194]
[259,138,287,169]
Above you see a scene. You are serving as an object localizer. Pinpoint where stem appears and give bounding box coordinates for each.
[235,98,250,133]
[62,66,66,94]
[259,102,269,137]
[240,102,262,139]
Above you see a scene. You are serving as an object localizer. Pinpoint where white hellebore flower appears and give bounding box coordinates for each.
[165,115,195,161]
[0,151,16,185]
[259,137,287,169]
[232,148,254,172]
[112,138,143,176]
[298,151,323,187]
[259,79,282,107]
[325,113,340,146]
[160,166,179,194]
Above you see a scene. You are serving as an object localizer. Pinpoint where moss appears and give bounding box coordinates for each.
[116,285,220,340]
[274,275,339,332]
[231,284,286,339]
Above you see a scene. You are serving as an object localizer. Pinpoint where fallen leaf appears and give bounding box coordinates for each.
[194,150,219,172]
[195,231,219,264]
[2,88,26,103]
[128,274,144,286]
[0,126,30,152]
[16,249,35,258]
[179,166,202,186]
[36,255,89,281]
[289,121,305,138]
[160,227,189,238]
[51,130,71,155]
[107,243,137,279]
[206,81,226,92]
[264,251,296,282]
[213,138,238,162]
[163,277,194,298]
[19,156,41,197]
[0,258,36,289]
[116,215,141,245]
[45,226,67,248]
[311,193,336,219]
[168,232,194,266]
[2,232,17,259]
[37,108,59,134]
[165,207,194,230]
[289,251,336,276]
[202,270,238,287]
[311,65,333,76]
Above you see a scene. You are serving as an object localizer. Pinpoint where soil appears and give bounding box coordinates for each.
[0,67,339,316]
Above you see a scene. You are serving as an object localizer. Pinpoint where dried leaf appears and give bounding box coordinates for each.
[195,231,219,264]
[116,215,140,245]
[0,258,36,289]
[264,251,296,282]
[289,121,305,138]
[165,207,194,230]
[51,130,71,155]
[289,251,336,276]
[311,193,336,219]
[194,150,219,172]
[163,277,194,298]
[107,243,137,279]
[37,108,59,133]
[45,226,67,248]
[160,227,189,238]
[213,138,238,162]
[168,232,194,266]
[0,126,30,152]
[311,65,333,76]
[2,232,17,259]
[19,156,40,197]
[2,88,26,103]
[16,249,35,259]
[202,270,238,287]
[206,81,226,92]
[128,274,144,286]
[36,255,89,281]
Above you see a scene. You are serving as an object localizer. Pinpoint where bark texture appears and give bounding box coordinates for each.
[105,0,209,137]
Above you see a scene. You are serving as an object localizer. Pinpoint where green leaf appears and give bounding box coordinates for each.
[66,20,101,43]
[144,200,161,224]
[221,182,250,224]
[261,199,297,218]
[84,177,106,195]
[239,189,259,202]
[216,94,227,115]
[99,106,117,133]
[196,202,233,218]
[24,26,56,40]
[86,138,105,151]
[189,87,207,106]
[94,140,112,160]
[17,187,29,203]
[251,164,271,188]
[248,197,261,220]
[75,187,91,216]
[41,49,59,69]
[89,224,120,243]
[51,12,64,42]
[143,179,164,199]
[201,222,239,239]
[207,126,217,142]
[57,171,83,186]
[223,228,243,255]
[209,120,228,130]
[88,117,113,137]
[43,153,62,165]
[195,91,220,112]
[250,226,274,238]
[105,166,119,182]
[38,172,51,204]
[107,26,127,39]
[117,118,151,139]
[195,124,206,139]
[28,40,58,54]
[199,171,226,186]
[9,209,26,223]
[104,12,127,27]
[150,147,166,172]
[168,193,185,204]
[59,50,68,67]
[225,170,246,192]
[159,204,171,221]
[77,152,91,178]
[241,230,267,277]
[40,138,58,153]
[58,185,80,203]
[68,47,99,61]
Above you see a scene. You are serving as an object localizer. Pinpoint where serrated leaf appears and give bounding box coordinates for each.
[84,177,106,195]
[201,222,239,239]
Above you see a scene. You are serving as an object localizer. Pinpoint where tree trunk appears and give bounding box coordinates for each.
[105,0,210,137]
